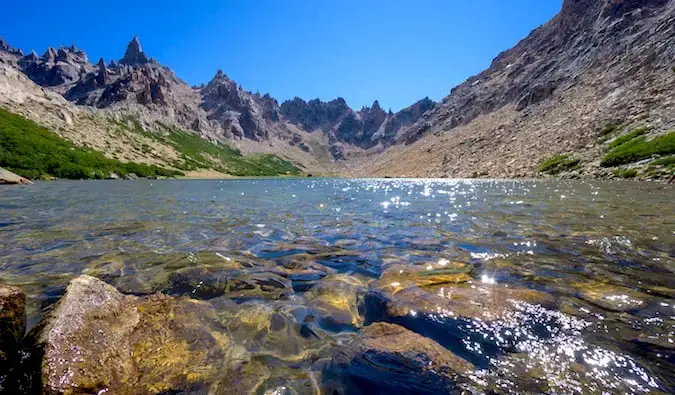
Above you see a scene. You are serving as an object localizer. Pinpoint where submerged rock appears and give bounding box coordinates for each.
[169,268,293,301]
[305,274,368,331]
[573,282,650,312]
[0,284,25,390]
[323,322,473,394]
[28,275,248,394]
[378,262,473,292]
[378,283,554,322]
[213,299,333,363]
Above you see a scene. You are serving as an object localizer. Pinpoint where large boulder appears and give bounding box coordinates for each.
[0,284,25,390]
[28,275,248,394]
[0,168,32,185]
[323,322,474,394]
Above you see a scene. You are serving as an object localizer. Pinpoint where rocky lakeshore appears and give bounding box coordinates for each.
[1,257,672,394]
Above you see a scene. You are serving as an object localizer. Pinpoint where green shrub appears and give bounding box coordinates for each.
[537,154,580,175]
[613,168,637,179]
[0,108,183,180]
[607,127,650,149]
[601,131,675,167]
[650,155,675,167]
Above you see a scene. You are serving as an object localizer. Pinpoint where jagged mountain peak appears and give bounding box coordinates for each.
[120,36,149,66]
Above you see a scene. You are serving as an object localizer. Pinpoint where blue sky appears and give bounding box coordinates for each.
[2,0,561,111]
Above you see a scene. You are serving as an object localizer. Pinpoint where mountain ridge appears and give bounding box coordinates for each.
[1,0,674,180]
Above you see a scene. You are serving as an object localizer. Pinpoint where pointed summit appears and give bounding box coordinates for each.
[119,36,149,65]
[43,47,57,62]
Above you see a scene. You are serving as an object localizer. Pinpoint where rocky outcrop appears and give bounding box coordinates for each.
[280,96,434,156]
[0,168,32,184]
[119,36,150,66]
[200,70,269,140]
[0,37,23,65]
[27,275,246,394]
[17,45,93,90]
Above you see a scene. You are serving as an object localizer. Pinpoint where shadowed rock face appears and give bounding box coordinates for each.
[0,284,25,391]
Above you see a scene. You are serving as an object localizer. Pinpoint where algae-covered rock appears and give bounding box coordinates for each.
[304,274,368,330]
[323,322,473,394]
[377,263,473,293]
[573,282,651,312]
[30,275,247,395]
[0,284,25,390]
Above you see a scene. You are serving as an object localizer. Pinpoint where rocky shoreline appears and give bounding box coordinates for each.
[1,256,668,394]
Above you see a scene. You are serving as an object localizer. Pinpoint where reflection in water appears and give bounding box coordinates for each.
[0,178,673,393]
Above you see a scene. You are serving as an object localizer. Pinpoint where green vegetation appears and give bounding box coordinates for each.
[537,154,580,175]
[598,123,620,137]
[597,123,622,143]
[607,127,649,149]
[116,119,301,177]
[645,155,675,179]
[601,131,675,167]
[0,108,183,180]
[650,155,675,167]
[613,168,637,179]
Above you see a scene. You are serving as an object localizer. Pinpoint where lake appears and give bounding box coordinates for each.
[1,178,674,393]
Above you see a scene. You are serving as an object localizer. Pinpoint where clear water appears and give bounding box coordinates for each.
[1,179,674,393]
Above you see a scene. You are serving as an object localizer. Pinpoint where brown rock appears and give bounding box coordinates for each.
[29,275,247,395]
[0,284,25,364]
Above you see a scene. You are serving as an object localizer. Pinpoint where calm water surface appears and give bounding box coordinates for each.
[1,179,674,393]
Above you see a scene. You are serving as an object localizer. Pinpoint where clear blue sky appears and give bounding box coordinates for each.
[2,0,561,111]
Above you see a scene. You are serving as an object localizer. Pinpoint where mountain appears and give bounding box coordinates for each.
[1,0,674,180]
[279,96,434,159]
[359,0,675,180]
[1,35,434,174]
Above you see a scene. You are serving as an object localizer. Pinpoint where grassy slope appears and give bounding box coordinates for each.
[0,108,182,180]
[115,118,301,177]
[0,107,302,180]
